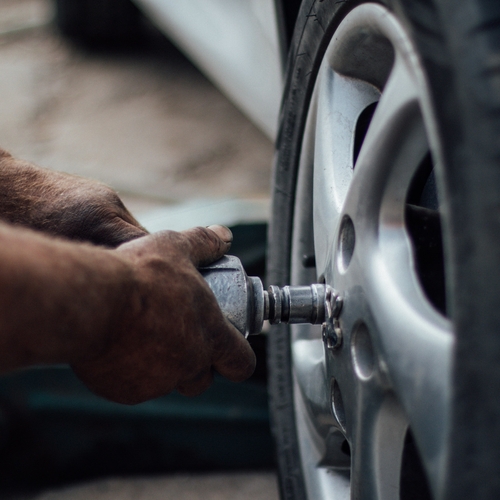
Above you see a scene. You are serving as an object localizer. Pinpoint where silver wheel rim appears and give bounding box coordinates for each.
[290,4,453,499]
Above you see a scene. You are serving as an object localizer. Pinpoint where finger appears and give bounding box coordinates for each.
[206,224,233,243]
[176,369,214,397]
[210,318,256,383]
[180,225,233,267]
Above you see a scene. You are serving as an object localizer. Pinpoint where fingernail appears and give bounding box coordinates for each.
[207,224,233,243]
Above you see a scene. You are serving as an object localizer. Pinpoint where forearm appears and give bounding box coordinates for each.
[0,222,134,373]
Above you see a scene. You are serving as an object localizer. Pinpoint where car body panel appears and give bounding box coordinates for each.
[133,0,284,139]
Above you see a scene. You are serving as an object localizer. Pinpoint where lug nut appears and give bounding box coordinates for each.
[322,320,342,350]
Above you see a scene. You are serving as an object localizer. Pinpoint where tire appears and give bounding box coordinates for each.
[268,1,500,499]
[54,0,143,47]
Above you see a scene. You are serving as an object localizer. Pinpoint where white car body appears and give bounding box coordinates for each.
[132,0,284,139]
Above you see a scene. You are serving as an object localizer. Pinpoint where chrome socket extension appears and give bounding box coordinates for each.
[200,255,342,338]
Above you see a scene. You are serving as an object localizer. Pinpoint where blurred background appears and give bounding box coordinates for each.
[0,0,278,498]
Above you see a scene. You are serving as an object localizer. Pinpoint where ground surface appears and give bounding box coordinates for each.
[16,473,279,500]
[0,0,274,214]
[0,0,278,498]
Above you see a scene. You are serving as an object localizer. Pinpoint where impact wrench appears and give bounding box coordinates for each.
[200,255,343,349]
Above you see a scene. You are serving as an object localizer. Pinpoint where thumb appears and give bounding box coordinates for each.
[181,225,233,267]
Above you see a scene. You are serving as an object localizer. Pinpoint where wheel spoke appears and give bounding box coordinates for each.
[294,383,351,499]
[350,392,408,500]
[292,333,334,432]
[362,253,452,496]
[313,68,379,277]
[338,57,426,232]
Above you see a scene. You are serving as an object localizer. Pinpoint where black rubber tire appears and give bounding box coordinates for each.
[267,0,500,498]
[54,0,143,47]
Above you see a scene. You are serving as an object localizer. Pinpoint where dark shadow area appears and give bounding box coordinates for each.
[400,429,432,500]
[53,0,200,71]
[405,154,447,315]
[353,101,378,167]
[53,0,205,84]
[0,368,273,496]
[55,0,149,50]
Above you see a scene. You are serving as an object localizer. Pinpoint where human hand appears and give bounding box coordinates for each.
[0,149,147,247]
[71,225,256,404]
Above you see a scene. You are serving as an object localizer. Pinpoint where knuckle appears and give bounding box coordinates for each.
[105,189,127,211]
[0,148,12,160]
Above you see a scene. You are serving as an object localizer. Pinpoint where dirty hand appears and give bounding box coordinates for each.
[71,225,256,404]
[0,148,147,247]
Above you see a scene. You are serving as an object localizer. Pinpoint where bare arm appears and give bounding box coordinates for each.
[0,148,147,247]
[0,223,255,404]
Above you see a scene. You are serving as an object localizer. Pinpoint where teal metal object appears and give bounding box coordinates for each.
[0,367,272,490]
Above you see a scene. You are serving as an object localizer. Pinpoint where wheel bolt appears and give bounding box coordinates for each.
[322,320,342,350]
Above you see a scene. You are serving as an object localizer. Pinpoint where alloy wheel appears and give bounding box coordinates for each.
[290,4,452,499]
